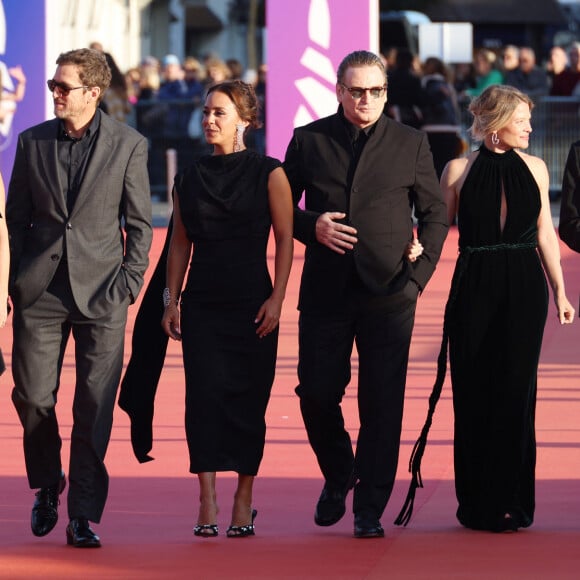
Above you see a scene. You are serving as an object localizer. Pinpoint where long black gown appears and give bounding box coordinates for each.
[174,150,281,475]
[449,145,549,530]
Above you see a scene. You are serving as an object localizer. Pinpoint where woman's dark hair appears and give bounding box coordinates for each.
[104,52,128,96]
[206,80,261,129]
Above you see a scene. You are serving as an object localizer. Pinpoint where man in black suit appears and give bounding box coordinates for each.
[6,48,152,547]
[560,140,580,252]
[284,50,448,538]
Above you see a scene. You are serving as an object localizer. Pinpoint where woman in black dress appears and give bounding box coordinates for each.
[440,85,575,531]
[161,80,293,538]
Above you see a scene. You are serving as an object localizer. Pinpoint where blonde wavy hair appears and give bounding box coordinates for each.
[469,84,534,141]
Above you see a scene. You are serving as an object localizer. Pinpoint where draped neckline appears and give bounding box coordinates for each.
[196,149,252,204]
[458,142,540,247]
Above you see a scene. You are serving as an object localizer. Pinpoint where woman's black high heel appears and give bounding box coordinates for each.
[193,523,219,537]
[226,509,257,538]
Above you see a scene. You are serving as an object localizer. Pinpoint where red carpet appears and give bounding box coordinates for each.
[1,226,579,579]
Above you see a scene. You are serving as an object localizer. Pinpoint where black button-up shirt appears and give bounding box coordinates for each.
[339,108,377,198]
[57,108,101,213]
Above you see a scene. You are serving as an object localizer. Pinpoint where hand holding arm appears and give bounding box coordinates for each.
[315,212,358,254]
[406,238,424,263]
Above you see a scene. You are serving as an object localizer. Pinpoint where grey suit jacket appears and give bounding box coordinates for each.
[6,112,152,318]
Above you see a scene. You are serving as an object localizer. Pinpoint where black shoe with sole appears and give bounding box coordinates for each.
[66,518,101,548]
[315,485,350,527]
[31,472,66,537]
[354,514,385,538]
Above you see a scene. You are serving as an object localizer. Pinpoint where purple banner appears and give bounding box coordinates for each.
[1,0,46,180]
[266,0,378,160]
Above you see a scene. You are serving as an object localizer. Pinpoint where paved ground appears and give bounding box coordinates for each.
[1,227,579,579]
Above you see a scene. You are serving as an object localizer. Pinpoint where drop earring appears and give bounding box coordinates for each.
[234,123,245,152]
[491,132,500,146]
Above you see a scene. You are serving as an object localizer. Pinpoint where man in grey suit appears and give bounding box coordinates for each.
[6,48,152,548]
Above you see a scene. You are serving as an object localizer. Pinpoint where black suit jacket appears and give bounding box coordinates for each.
[559,140,580,252]
[284,111,448,311]
[6,113,152,318]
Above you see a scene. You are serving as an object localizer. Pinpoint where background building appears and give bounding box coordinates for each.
[380,0,574,60]
[44,0,264,75]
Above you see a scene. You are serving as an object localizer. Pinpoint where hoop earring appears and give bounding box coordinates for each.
[491,132,500,146]
[234,123,245,152]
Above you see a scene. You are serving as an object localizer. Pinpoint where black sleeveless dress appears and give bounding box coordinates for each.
[449,145,549,530]
[174,150,281,475]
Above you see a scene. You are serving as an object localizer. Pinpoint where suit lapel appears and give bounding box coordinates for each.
[37,120,68,214]
[352,115,389,184]
[70,116,114,216]
[331,113,352,150]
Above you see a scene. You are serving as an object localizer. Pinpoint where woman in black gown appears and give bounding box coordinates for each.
[439,85,575,532]
[161,80,293,538]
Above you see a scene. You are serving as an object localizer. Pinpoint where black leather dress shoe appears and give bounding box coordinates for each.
[31,472,66,537]
[354,515,385,538]
[66,518,101,548]
[315,485,348,527]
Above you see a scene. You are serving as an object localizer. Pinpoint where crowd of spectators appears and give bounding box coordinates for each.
[88,44,267,198]
[380,42,580,176]
[90,41,580,198]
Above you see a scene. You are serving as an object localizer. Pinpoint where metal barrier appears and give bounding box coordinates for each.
[130,99,210,200]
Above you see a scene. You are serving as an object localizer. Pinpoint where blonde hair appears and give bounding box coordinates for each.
[469,84,533,140]
[476,48,497,66]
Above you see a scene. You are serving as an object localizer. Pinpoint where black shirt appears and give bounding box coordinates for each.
[57,108,101,213]
[339,107,377,199]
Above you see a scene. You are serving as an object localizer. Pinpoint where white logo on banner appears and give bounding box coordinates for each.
[293,0,337,127]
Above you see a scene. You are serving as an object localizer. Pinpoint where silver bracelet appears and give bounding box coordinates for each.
[163,287,177,308]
